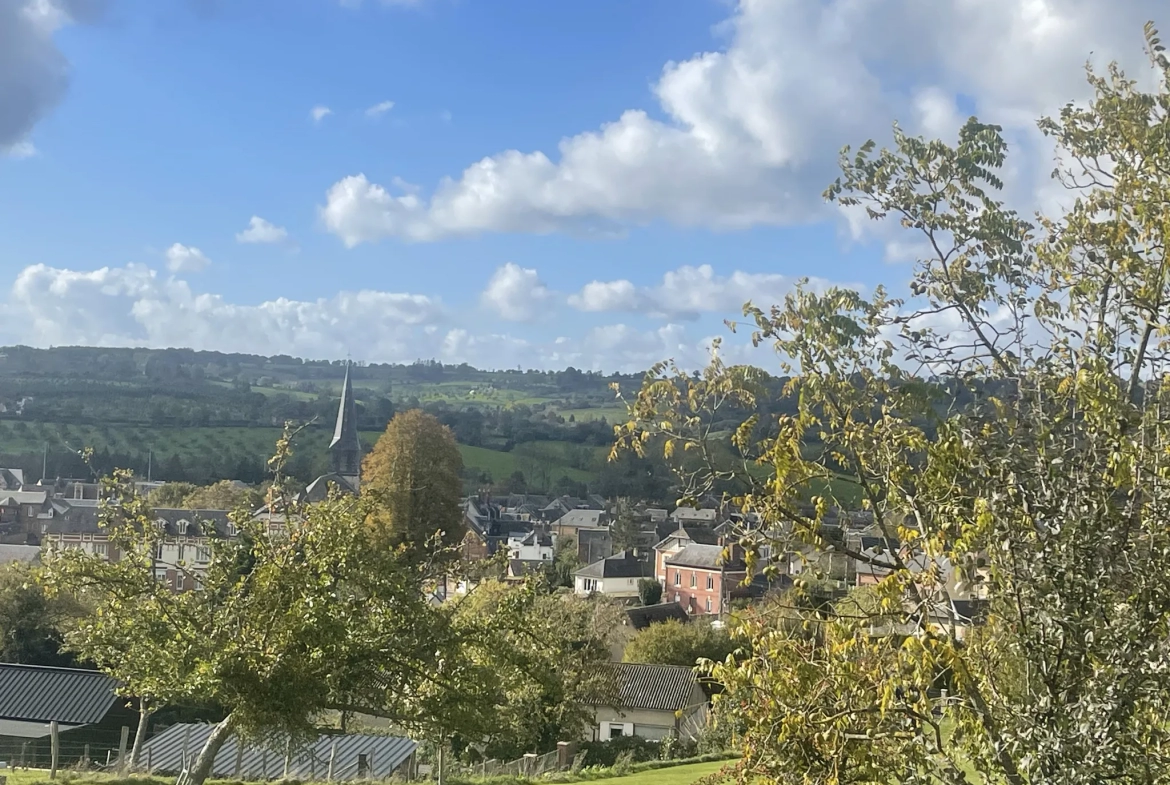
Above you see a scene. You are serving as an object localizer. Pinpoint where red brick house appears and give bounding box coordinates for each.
[660,543,747,616]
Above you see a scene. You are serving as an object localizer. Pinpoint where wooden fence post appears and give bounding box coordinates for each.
[234,742,244,779]
[283,737,292,779]
[117,726,130,775]
[326,741,337,782]
[82,743,90,769]
[49,721,59,779]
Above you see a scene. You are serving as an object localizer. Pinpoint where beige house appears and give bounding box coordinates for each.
[592,663,708,742]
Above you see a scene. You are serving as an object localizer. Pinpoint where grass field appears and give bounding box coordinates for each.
[556,406,628,423]
[581,760,730,785]
[0,759,732,785]
[0,420,598,488]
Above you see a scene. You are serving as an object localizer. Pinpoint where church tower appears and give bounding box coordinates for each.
[329,362,361,491]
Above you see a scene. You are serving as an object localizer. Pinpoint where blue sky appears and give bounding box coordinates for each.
[0,0,1162,370]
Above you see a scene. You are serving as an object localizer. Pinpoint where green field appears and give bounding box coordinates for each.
[556,406,628,423]
[0,759,733,785]
[581,760,731,785]
[0,420,600,489]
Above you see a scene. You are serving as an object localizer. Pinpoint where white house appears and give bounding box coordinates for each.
[573,550,652,599]
[507,529,555,562]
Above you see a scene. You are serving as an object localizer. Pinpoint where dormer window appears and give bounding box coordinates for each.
[178,520,191,536]
[226,523,238,537]
[154,519,166,533]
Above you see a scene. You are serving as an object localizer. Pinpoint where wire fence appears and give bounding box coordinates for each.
[0,740,123,772]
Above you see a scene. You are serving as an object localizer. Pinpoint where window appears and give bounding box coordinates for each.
[609,724,625,738]
[153,544,163,560]
[705,597,712,613]
[178,520,191,536]
[226,523,238,537]
[92,542,109,558]
[674,592,681,603]
[195,546,211,563]
[706,575,714,590]
[674,571,681,586]
[690,572,696,588]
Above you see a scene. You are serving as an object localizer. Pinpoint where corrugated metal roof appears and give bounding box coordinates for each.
[0,663,121,724]
[615,663,702,712]
[141,724,417,779]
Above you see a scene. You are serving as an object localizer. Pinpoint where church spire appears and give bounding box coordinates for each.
[329,361,361,489]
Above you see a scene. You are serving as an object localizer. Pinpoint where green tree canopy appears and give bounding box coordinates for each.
[361,409,466,559]
[42,440,484,785]
[0,562,85,668]
[622,618,733,670]
[616,24,1170,785]
[448,580,622,760]
[637,577,662,606]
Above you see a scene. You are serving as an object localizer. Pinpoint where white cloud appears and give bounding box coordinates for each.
[320,0,1165,246]
[310,105,333,123]
[3,262,447,362]
[164,243,211,273]
[365,100,395,118]
[480,263,554,322]
[570,265,850,320]
[0,261,750,372]
[235,216,289,245]
[3,140,37,159]
[569,279,639,313]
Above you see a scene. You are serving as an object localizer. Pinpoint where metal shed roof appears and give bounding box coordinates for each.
[0,663,121,725]
[614,663,703,713]
[141,724,417,780]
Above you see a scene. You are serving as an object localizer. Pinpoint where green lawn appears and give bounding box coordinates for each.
[0,760,732,785]
[584,760,731,785]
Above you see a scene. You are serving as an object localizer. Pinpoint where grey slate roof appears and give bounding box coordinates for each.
[0,663,120,725]
[44,506,233,537]
[615,663,702,712]
[141,724,416,779]
[575,550,651,580]
[625,602,690,630]
[653,525,719,550]
[557,509,606,528]
[666,543,745,571]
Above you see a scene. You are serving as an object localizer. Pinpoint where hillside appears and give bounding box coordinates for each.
[0,346,646,495]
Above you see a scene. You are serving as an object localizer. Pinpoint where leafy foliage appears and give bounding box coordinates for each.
[448,580,623,760]
[622,619,733,672]
[615,26,1170,785]
[637,577,663,606]
[0,561,85,667]
[361,409,466,560]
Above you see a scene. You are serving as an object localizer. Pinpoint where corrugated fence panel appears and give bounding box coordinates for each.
[141,723,417,779]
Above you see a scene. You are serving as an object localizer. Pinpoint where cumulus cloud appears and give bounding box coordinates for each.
[164,243,211,273]
[319,0,1165,247]
[0,262,744,372]
[236,216,289,244]
[365,100,395,118]
[310,105,333,123]
[3,262,446,362]
[569,265,851,320]
[480,263,554,322]
[1,0,104,149]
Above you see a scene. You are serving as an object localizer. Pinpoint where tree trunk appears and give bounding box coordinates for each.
[176,713,235,785]
[129,697,154,770]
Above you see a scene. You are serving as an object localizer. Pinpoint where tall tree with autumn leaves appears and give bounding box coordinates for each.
[618,23,1170,785]
[361,409,466,560]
